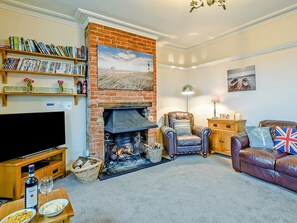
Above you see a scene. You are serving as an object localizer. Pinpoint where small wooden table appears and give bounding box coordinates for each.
[0,188,74,223]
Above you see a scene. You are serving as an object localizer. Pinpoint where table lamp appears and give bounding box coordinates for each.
[211,95,220,119]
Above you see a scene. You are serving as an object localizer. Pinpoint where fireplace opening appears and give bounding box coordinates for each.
[99,105,169,180]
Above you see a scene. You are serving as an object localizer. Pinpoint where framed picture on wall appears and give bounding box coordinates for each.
[227,65,256,92]
[97,45,154,91]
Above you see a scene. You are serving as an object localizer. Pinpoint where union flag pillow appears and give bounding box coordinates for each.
[273,126,297,155]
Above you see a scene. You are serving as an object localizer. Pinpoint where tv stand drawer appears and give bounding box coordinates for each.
[47,162,64,179]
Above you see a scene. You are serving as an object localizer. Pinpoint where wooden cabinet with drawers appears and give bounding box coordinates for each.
[207,119,246,156]
[0,147,66,200]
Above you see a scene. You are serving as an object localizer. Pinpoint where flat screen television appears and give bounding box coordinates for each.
[0,111,65,163]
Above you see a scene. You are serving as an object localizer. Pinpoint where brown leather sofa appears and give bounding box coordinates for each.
[231,120,297,192]
[160,111,211,160]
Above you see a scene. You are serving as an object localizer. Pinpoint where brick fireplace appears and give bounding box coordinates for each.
[85,23,157,161]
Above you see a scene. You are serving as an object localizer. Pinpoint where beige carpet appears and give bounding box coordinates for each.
[54,154,297,223]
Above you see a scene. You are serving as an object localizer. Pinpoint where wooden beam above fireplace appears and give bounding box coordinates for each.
[98,102,152,109]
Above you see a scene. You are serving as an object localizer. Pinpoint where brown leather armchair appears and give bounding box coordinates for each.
[160,111,211,160]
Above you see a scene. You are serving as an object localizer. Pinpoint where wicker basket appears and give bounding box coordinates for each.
[147,148,163,163]
[70,158,102,183]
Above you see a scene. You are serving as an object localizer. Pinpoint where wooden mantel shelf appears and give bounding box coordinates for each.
[98,102,153,109]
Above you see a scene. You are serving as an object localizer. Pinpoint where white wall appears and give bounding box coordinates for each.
[188,46,297,127]
[0,9,86,168]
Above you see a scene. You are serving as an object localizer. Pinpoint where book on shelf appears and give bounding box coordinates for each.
[3,58,14,69]
[38,60,49,73]
[6,36,88,60]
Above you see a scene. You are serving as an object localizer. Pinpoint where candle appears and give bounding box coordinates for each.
[235,113,241,120]
[229,111,235,120]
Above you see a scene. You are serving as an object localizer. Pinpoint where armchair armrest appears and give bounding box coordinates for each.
[231,131,249,172]
[192,125,212,155]
[160,126,177,158]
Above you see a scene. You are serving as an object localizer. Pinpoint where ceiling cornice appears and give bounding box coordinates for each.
[184,3,297,51]
[0,0,79,27]
[75,8,171,40]
[158,40,297,71]
[1,0,297,51]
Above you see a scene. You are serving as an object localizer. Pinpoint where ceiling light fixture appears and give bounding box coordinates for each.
[190,0,226,13]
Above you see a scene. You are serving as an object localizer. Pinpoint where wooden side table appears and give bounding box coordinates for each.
[0,188,74,223]
[207,118,246,156]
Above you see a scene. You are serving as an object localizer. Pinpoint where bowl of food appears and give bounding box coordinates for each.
[38,199,68,217]
[0,208,36,223]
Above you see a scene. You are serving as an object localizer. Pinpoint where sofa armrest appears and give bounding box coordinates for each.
[160,126,177,156]
[231,131,249,171]
[192,125,212,154]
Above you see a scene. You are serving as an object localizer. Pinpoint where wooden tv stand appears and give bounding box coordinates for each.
[0,147,66,200]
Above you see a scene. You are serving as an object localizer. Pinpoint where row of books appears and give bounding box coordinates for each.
[3,57,87,75]
[8,36,88,60]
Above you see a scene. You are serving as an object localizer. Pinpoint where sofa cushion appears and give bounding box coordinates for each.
[275,155,297,178]
[246,126,274,148]
[273,126,297,155]
[177,135,201,146]
[239,147,288,170]
[171,118,192,136]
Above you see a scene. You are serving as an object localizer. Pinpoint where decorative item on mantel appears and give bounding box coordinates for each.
[23,77,34,93]
[57,80,64,94]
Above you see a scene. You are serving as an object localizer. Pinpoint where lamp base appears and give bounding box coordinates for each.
[212,116,218,119]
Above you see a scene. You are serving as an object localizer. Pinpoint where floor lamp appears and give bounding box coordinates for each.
[182,84,194,112]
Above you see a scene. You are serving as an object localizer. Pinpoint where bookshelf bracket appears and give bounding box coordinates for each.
[1,70,7,84]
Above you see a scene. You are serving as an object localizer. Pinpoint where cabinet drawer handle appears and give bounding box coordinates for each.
[52,168,59,174]
[213,124,217,127]
[226,124,231,128]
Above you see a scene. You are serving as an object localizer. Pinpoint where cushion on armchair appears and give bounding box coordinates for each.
[171,118,192,136]
[246,126,274,148]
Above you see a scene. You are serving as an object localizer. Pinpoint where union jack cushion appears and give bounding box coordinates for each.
[273,126,297,155]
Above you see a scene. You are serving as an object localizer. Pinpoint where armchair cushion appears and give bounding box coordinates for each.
[177,135,201,146]
[245,126,274,148]
[171,118,192,136]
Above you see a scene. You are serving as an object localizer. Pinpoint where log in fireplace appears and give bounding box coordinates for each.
[99,104,160,179]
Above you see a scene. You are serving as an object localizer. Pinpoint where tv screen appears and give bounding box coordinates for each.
[0,111,65,163]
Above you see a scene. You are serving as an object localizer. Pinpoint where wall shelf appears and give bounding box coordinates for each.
[0,69,85,85]
[0,92,86,107]
[0,47,87,107]
[0,48,87,64]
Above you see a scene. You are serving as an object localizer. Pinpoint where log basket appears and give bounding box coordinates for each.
[70,158,103,183]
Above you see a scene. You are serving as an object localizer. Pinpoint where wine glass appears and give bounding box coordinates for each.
[39,176,54,202]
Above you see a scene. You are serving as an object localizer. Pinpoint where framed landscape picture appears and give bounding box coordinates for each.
[97,45,154,90]
[227,65,256,92]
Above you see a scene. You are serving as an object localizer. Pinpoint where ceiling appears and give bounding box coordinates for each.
[2,0,297,49]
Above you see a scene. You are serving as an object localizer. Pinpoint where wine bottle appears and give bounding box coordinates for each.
[25,164,38,209]
[77,80,82,94]
[82,80,87,94]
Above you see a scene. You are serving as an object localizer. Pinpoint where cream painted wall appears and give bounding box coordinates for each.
[185,13,297,67]
[156,65,189,141]
[188,46,297,127]
[0,9,86,168]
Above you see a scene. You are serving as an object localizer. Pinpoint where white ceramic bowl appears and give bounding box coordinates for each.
[0,208,36,223]
[38,199,68,217]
